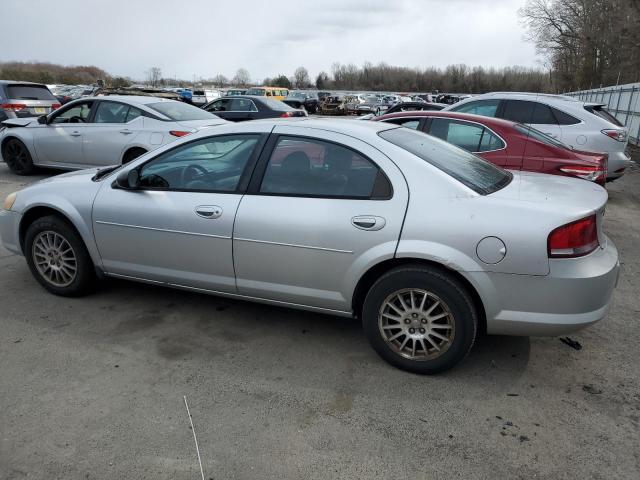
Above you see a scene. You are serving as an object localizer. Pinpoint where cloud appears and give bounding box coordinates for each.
[0,0,537,82]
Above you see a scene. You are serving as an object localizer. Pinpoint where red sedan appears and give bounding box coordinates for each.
[374,111,608,185]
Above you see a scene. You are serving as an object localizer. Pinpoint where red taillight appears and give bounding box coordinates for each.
[548,215,599,258]
[558,165,606,186]
[51,103,61,110]
[280,111,295,118]
[601,129,627,142]
[1,103,27,111]
[169,130,191,137]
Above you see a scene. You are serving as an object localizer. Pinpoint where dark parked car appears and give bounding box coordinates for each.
[282,91,319,113]
[202,95,307,121]
[375,111,608,185]
[0,81,60,122]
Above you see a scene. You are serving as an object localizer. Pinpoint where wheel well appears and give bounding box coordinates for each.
[352,258,487,334]
[122,147,147,164]
[19,207,79,252]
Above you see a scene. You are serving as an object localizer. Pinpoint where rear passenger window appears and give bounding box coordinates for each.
[94,102,133,123]
[551,107,580,125]
[429,118,504,152]
[260,137,391,199]
[385,118,420,129]
[502,100,557,125]
[450,99,499,117]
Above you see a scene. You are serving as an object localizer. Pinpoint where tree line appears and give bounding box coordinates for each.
[520,0,640,91]
[0,61,130,87]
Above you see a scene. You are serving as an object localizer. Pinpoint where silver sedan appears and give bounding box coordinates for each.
[0,95,226,174]
[0,118,619,373]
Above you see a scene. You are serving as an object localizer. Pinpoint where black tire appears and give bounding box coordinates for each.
[3,138,35,175]
[362,266,477,374]
[122,148,147,164]
[24,215,96,297]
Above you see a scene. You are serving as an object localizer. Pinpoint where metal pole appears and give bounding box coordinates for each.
[625,86,635,126]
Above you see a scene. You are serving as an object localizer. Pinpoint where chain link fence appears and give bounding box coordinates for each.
[566,82,640,146]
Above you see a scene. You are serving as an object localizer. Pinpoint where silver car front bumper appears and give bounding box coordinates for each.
[471,236,619,336]
[0,209,22,255]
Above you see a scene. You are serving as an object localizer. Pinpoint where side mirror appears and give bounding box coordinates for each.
[37,115,48,125]
[115,169,140,190]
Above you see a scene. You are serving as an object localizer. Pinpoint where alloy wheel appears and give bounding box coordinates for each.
[32,231,78,287]
[378,288,455,360]
[5,140,30,172]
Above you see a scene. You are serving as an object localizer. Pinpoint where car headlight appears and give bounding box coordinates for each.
[3,192,17,211]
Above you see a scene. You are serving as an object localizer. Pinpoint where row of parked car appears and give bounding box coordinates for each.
[0,79,626,374]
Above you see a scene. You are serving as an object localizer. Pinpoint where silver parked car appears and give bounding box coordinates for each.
[0,95,226,174]
[0,81,60,122]
[0,119,619,373]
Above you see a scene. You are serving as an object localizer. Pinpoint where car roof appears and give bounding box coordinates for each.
[459,91,581,104]
[83,95,181,106]
[376,110,520,129]
[0,80,48,86]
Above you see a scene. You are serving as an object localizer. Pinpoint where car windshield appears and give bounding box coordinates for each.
[514,124,570,149]
[148,101,219,121]
[245,88,265,96]
[379,127,512,195]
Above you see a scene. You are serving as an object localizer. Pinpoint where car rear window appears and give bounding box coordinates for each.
[193,90,205,95]
[379,127,512,195]
[585,105,623,127]
[261,98,294,111]
[6,84,56,101]
[245,88,266,96]
[147,101,218,121]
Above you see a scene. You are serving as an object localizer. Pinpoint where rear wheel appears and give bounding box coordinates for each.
[24,215,96,296]
[3,138,35,175]
[362,266,477,374]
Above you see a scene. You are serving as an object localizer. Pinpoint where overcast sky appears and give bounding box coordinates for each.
[1,0,539,81]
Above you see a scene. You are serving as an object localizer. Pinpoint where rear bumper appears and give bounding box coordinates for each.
[470,237,619,336]
[606,151,632,179]
[0,209,23,255]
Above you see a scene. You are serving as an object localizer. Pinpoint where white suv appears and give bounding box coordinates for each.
[191,89,222,106]
[445,92,631,180]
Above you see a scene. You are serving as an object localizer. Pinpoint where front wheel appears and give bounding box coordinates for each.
[24,215,96,296]
[362,266,477,374]
[3,138,35,175]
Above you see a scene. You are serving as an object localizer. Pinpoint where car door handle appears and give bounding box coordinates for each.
[119,129,134,135]
[195,205,223,219]
[352,215,386,231]
[70,131,81,137]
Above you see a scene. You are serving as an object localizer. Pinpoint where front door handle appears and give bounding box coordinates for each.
[70,131,81,137]
[119,129,133,135]
[195,205,223,219]
[352,215,386,231]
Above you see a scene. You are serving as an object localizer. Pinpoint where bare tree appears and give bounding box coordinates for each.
[293,66,310,89]
[146,67,162,87]
[211,74,228,87]
[232,68,250,87]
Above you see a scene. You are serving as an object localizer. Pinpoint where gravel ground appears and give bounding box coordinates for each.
[0,153,638,480]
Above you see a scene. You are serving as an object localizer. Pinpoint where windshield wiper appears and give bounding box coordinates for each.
[92,165,119,181]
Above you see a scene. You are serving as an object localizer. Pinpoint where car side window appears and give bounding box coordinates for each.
[138,135,260,192]
[50,101,94,124]
[450,99,499,117]
[125,107,142,122]
[384,118,420,129]
[551,107,580,125]
[230,98,258,112]
[94,102,133,123]
[501,100,557,124]
[205,99,228,112]
[260,136,392,199]
[429,118,502,152]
